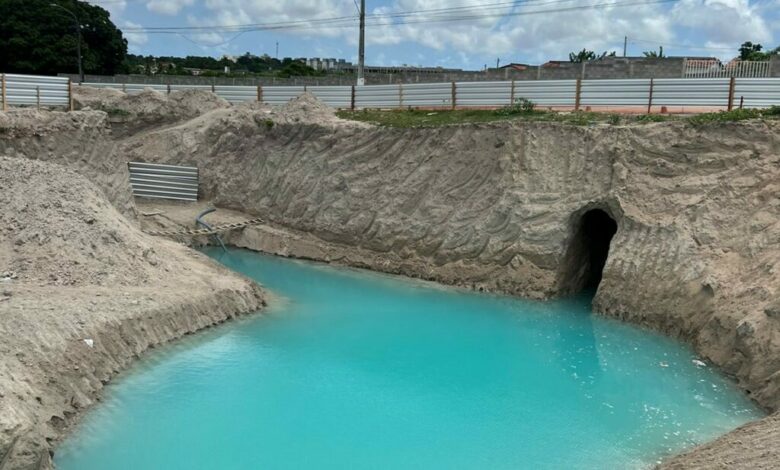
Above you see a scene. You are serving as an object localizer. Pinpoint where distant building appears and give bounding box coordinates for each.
[499,63,530,71]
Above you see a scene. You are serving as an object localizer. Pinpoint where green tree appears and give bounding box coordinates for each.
[738,41,768,61]
[0,0,127,75]
[569,49,596,63]
[569,49,616,63]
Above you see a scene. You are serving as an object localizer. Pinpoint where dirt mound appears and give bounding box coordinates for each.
[71,86,125,110]
[275,91,339,124]
[72,86,230,131]
[0,157,183,286]
[0,156,265,469]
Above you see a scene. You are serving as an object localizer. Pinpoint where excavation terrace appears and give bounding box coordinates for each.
[0,88,778,469]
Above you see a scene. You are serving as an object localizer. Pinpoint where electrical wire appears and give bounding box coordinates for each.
[122,0,680,34]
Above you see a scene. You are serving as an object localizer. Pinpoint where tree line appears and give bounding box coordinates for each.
[1,0,778,77]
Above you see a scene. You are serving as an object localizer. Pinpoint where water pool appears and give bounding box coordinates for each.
[56,248,762,469]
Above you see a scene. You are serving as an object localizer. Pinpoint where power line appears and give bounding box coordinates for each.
[122,0,680,34]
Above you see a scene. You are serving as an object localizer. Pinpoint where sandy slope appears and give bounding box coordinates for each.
[0,157,265,469]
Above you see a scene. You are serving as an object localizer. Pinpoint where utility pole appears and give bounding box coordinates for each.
[275,41,279,59]
[357,0,365,86]
[496,58,500,69]
[623,36,627,57]
[50,3,83,83]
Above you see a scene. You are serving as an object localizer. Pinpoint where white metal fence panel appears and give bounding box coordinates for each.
[169,84,213,92]
[733,78,780,108]
[7,74,779,112]
[401,82,453,108]
[308,86,352,108]
[356,84,400,108]
[262,86,305,105]
[652,78,731,107]
[456,81,512,107]
[512,80,577,106]
[128,162,198,202]
[580,79,652,106]
[3,74,70,107]
[82,82,169,95]
[215,85,256,104]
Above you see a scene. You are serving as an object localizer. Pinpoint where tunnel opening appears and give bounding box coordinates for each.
[560,208,618,295]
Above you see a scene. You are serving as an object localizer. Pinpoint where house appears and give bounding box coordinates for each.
[499,63,530,71]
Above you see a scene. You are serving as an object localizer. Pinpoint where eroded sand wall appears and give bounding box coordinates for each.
[1,100,778,467]
[116,116,780,411]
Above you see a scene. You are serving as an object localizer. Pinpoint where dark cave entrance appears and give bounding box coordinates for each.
[560,208,618,295]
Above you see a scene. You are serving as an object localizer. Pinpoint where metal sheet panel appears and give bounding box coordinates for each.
[456,81,513,107]
[652,78,731,106]
[733,78,780,108]
[512,80,577,106]
[580,79,653,106]
[215,85,257,104]
[127,162,198,202]
[262,86,305,105]
[308,86,352,108]
[4,73,70,107]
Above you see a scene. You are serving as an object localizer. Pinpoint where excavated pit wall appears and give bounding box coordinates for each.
[1,98,778,467]
[116,115,780,412]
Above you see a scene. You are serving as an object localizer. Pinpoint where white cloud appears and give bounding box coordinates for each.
[123,20,149,52]
[670,0,773,52]
[87,0,127,19]
[133,0,778,65]
[146,0,195,16]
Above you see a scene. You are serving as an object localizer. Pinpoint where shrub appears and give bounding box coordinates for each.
[495,97,536,116]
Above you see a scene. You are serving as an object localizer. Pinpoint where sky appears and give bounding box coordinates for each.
[90,0,780,70]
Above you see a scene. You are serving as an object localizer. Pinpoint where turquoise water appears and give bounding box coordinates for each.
[56,248,762,470]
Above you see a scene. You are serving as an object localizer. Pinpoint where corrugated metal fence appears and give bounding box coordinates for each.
[81,77,780,111]
[127,161,199,202]
[1,73,71,110]
[2,73,779,111]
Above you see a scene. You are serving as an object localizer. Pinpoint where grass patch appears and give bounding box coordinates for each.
[336,105,779,129]
[688,106,780,126]
[336,108,633,128]
[105,107,131,117]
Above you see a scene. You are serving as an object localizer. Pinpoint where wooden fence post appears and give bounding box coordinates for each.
[36,86,40,110]
[167,84,171,95]
[399,83,404,108]
[211,83,215,93]
[350,85,356,111]
[574,79,582,111]
[451,81,456,110]
[739,95,744,109]
[647,78,654,114]
[727,77,736,111]
[510,79,515,104]
[1,74,6,112]
[122,83,127,93]
[68,79,74,112]
[257,85,263,103]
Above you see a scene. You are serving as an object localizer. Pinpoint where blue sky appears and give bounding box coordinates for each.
[91,0,779,70]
